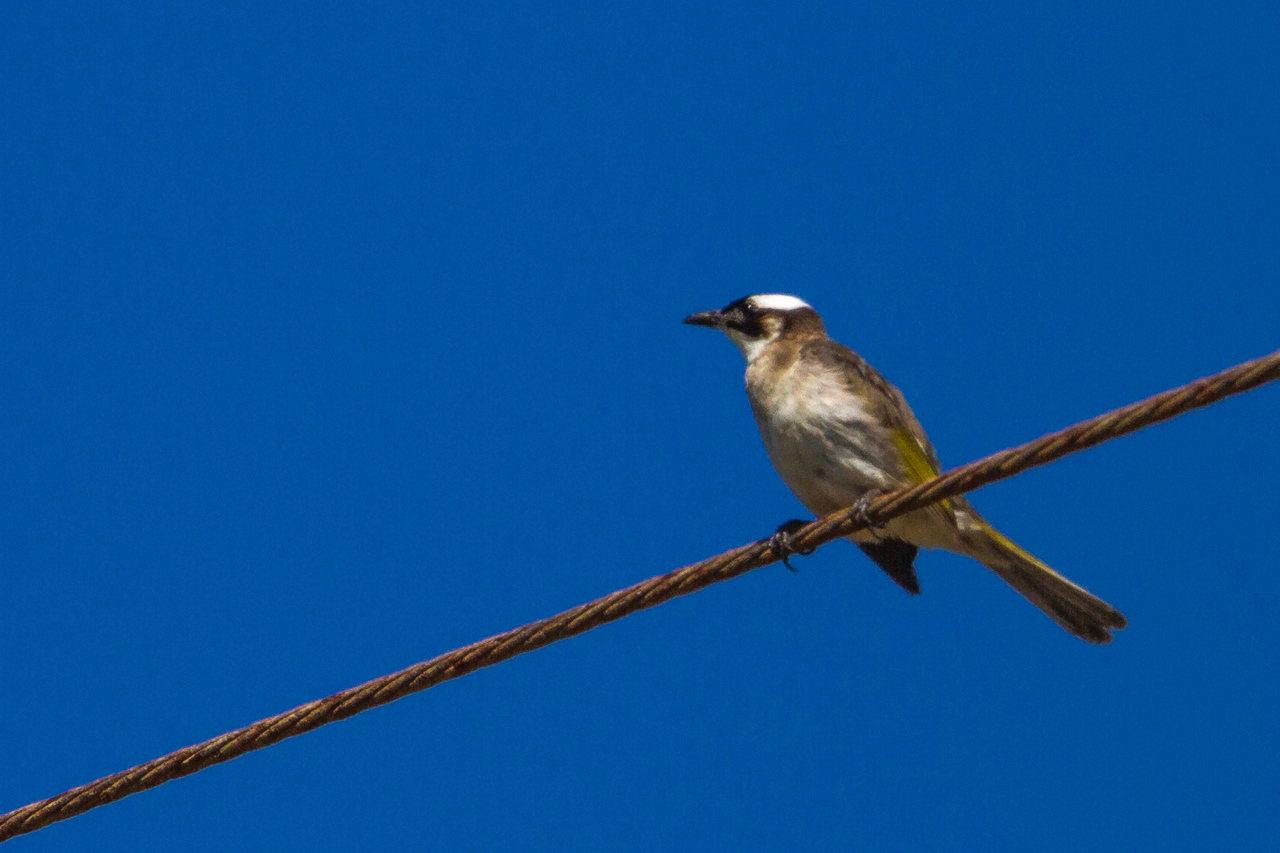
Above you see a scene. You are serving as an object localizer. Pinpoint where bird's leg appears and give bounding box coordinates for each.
[850,489,889,540]
[765,518,816,572]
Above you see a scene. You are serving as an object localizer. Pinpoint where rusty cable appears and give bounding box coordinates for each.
[2,347,1277,843]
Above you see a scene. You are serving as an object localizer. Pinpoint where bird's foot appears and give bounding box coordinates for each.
[850,490,889,539]
[766,519,816,572]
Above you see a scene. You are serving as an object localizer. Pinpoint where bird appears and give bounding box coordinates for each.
[683,293,1126,643]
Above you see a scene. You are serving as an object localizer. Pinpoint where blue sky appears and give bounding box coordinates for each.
[2,2,1278,850]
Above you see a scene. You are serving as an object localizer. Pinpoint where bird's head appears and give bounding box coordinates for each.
[683,294,825,361]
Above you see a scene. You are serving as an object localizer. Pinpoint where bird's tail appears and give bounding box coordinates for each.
[952,502,1127,644]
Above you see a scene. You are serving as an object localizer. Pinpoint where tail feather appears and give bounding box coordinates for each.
[954,506,1127,644]
[856,537,922,595]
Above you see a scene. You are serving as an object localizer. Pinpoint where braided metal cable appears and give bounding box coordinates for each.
[2,348,1277,843]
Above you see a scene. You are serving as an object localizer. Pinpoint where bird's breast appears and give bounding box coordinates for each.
[745,363,894,515]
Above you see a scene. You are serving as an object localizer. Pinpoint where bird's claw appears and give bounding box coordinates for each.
[850,490,889,540]
[766,519,816,572]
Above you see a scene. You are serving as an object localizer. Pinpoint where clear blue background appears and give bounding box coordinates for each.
[3,2,1278,850]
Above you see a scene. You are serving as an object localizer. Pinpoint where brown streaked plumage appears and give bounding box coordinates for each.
[684,294,1127,643]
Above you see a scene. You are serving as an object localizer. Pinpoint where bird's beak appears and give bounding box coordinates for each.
[682,309,724,329]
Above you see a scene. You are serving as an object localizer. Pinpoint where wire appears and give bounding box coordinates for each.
[2,347,1277,843]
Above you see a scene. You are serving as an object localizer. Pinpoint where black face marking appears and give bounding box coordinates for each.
[720,296,765,338]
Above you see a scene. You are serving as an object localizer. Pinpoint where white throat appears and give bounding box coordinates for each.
[726,328,774,363]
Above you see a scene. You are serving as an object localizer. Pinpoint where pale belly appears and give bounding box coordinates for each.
[751,400,961,551]
[753,405,893,517]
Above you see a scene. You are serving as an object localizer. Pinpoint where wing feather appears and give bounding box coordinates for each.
[803,339,954,521]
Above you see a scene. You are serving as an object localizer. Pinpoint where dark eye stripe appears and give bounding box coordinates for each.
[727,311,763,338]
[719,296,766,337]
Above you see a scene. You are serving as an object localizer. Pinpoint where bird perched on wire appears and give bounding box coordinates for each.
[684,294,1126,643]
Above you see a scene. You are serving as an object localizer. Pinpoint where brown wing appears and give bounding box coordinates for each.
[802,338,944,476]
[802,337,957,533]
